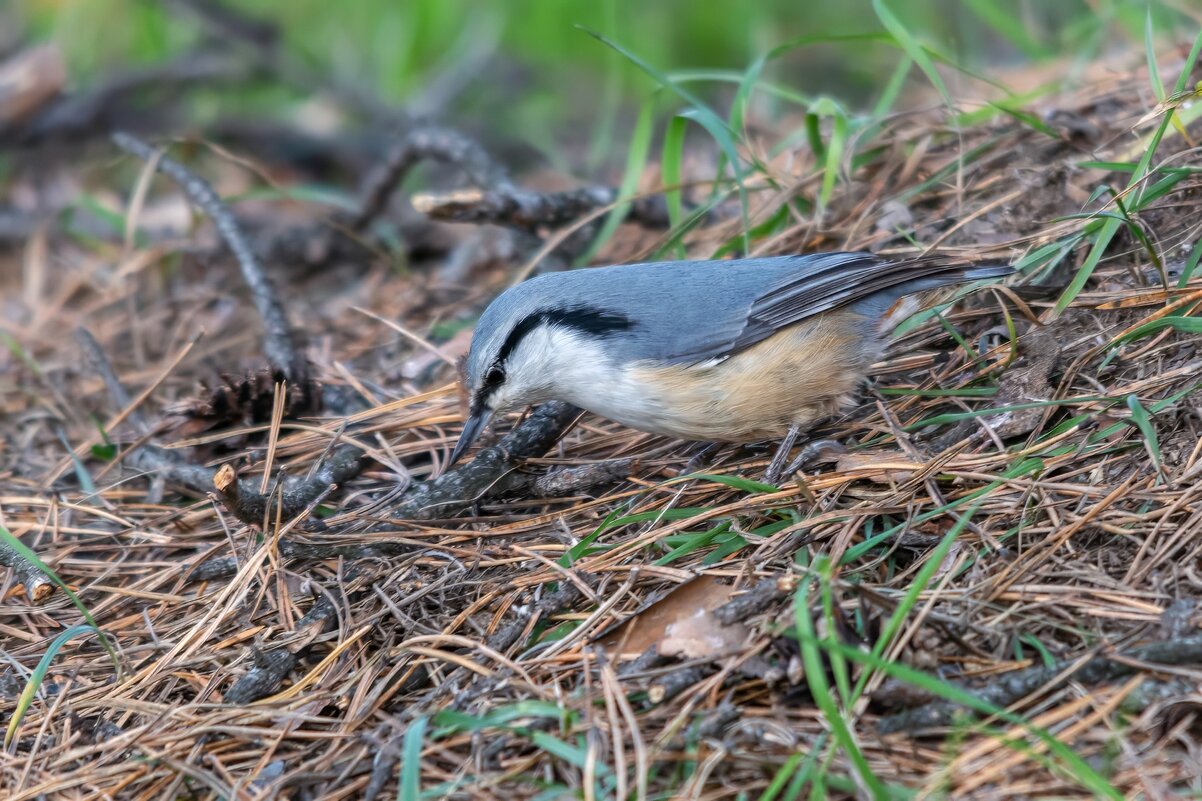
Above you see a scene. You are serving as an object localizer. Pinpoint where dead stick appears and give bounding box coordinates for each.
[224,567,365,704]
[412,186,680,231]
[349,124,510,232]
[382,401,581,521]
[713,577,794,626]
[527,458,638,498]
[0,541,54,604]
[3,50,250,147]
[485,582,584,653]
[187,539,410,583]
[877,632,1202,734]
[74,327,148,435]
[111,131,305,384]
[77,325,364,525]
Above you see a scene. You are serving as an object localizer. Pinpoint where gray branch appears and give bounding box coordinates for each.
[0,542,53,604]
[349,124,510,232]
[383,401,581,521]
[877,632,1202,734]
[412,186,679,231]
[111,131,306,384]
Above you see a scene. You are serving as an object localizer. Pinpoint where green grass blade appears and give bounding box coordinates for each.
[0,525,120,673]
[528,730,613,774]
[800,637,1123,799]
[661,113,688,258]
[905,397,1107,430]
[849,506,979,705]
[432,700,568,736]
[794,576,888,799]
[988,101,1061,138]
[813,100,848,214]
[1125,394,1163,477]
[398,716,428,801]
[585,0,622,170]
[963,0,1048,58]
[818,558,852,704]
[841,458,1045,564]
[688,473,781,494]
[872,55,913,118]
[873,0,951,107]
[578,98,655,265]
[6,624,100,748]
[583,28,752,251]
[1145,7,1165,101]
[759,752,805,801]
[1179,236,1202,287]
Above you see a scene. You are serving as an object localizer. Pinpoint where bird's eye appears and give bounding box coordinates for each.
[484,366,505,387]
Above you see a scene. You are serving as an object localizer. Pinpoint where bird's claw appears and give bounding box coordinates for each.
[765,438,844,484]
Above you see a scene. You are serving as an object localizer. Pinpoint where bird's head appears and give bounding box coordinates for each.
[449,278,634,466]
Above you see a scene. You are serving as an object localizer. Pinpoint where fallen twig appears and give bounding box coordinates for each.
[74,328,148,435]
[713,576,794,626]
[187,539,410,583]
[111,131,308,388]
[0,44,67,128]
[224,647,297,705]
[0,541,53,604]
[120,442,366,527]
[228,611,332,702]
[486,582,585,653]
[648,663,715,703]
[381,401,582,521]
[412,186,679,231]
[77,324,367,526]
[526,457,638,498]
[876,632,1202,734]
[348,124,509,232]
[3,50,250,147]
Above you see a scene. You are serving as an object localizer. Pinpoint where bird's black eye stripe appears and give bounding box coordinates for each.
[495,304,633,366]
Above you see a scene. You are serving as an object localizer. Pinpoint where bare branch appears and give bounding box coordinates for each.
[382,401,581,521]
[526,458,638,498]
[877,632,1202,734]
[413,186,679,231]
[3,50,250,147]
[77,323,365,526]
[111,131,307,385]
[348,124,509,232]
[0,541,53,604]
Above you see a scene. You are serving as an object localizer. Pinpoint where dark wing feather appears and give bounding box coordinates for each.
[663,253,987,364]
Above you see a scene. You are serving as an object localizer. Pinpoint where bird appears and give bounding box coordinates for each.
[448,252,1013,480]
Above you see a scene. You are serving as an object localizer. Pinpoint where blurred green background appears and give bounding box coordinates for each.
[6,0,1196,170]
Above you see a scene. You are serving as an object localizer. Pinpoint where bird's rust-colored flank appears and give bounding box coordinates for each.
[626,309,870,441]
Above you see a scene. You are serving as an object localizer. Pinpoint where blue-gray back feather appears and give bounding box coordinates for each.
[470,253,1011,382]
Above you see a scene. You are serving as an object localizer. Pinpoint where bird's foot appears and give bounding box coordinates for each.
[764,426,801,484]
[765,433,844,484]
[780,439,844,479]
[682,441,724,474]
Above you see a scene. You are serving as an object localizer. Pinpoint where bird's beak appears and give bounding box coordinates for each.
[447,407,493,469]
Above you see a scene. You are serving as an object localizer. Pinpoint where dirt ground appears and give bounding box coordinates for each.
[3,40,1202,801]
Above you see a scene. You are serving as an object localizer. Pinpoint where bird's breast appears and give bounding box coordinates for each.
[567,310,876,441]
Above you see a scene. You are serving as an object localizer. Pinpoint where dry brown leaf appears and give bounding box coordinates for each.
[600,575,749,659]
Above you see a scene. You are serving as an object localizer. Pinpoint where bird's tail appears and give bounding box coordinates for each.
[868,259,1015,334]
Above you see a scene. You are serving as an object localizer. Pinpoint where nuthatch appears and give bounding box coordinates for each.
[449,253,1012,479]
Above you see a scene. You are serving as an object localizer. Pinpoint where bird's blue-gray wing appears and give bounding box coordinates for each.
[621,252,1006,365]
